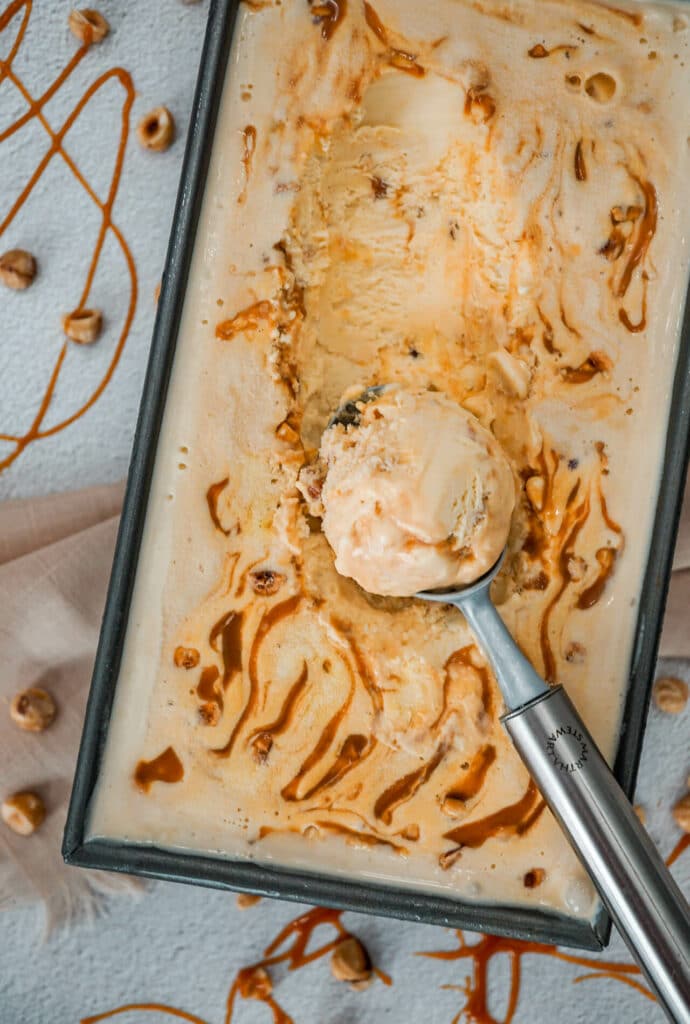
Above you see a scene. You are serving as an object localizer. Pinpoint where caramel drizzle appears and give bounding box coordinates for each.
[362,3,425,77]
[238,125,256,205]
[216,300,273,341]
[536,305,559,356]
[313,818,407,853]
[83,842,687,1024]
[206,477,232,535]
[576,547,617,610]
[431,646,494,732]
[134,746,184,793]
[667,833,690,867]
[574,139,587,182]
[309,0,347,40]
[209,609,243,689]
[616,176,656,330]
[443,745,497,811]
[374,742,448,826]
[422,931,651,1024]
[528,43,578,59]
[442,780,544,854]
[363,1,387,43]
[247,661,309,761]
[197,666,223,724]
[214,595,302,758]
[0,0,137,477]
[560,351,610,384]
[539,485,590,683]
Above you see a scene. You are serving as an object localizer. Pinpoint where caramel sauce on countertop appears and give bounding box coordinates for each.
[84,827,690,1024]
[0,0,137,478]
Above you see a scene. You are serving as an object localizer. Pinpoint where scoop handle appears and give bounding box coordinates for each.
[503,686,690,1022]
[456,589,690,1020]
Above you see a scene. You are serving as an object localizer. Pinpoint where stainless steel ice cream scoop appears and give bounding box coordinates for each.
[418,558,690,1023]
[329,388,690,1021]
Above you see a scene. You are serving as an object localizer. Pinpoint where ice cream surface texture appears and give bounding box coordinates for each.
[87,0,690,922]
[309,386,515,596]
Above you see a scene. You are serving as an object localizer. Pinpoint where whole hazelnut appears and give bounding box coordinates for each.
[236,892,261,909]
[330,936,372,985]
[1,792,46,836]
[10,687,57,732]
[62,308,103,344]
[0,249,37,290]
[653,676,688,714]
[68,9,109,45]
[137,107,175,152]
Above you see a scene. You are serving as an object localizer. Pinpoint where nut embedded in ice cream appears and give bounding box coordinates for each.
[300,386,515,597]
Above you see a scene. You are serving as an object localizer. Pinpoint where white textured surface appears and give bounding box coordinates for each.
[1,664,688,1024]
[0,4,688,1023]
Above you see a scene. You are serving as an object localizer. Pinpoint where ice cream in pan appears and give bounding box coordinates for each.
[88,0,690,930]
[314,382,690,1013]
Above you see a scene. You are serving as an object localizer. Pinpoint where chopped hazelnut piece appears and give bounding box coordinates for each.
[488,349,531,399]
[10,687,57,732]
[0,249,36,290]
[62,308,103,344]
[173,646,200,669]
[249,570,287,596]
[1,792,45,836]
[525,475,545,510]
[330,936,372,985]
[672,793,690,834]
[68,9,109,45]
[137,106,175,152]
[236,892,261,909]
[523,868,545,888]
[238,966,272,1000]
[653,676,688,714]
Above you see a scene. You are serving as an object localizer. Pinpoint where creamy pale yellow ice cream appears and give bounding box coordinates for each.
[86,0,690,920]
[304,385,515,596]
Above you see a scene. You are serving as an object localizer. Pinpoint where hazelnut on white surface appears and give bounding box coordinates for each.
[10,687,57,732]
[330,936,372,985]
[137,107,175,152]
[62,308,103,345]
[68,9,109,45]
[1,792,46,836]
[653,676,688,714]
[0,249,36,290]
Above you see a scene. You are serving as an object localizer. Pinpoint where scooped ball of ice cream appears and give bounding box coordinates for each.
[300,385,515,597]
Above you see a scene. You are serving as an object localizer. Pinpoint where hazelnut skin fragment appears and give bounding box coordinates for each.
[10,687,57,732]
[137,107,175,152]
[2,792,46,836]
[0,249,36,290]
